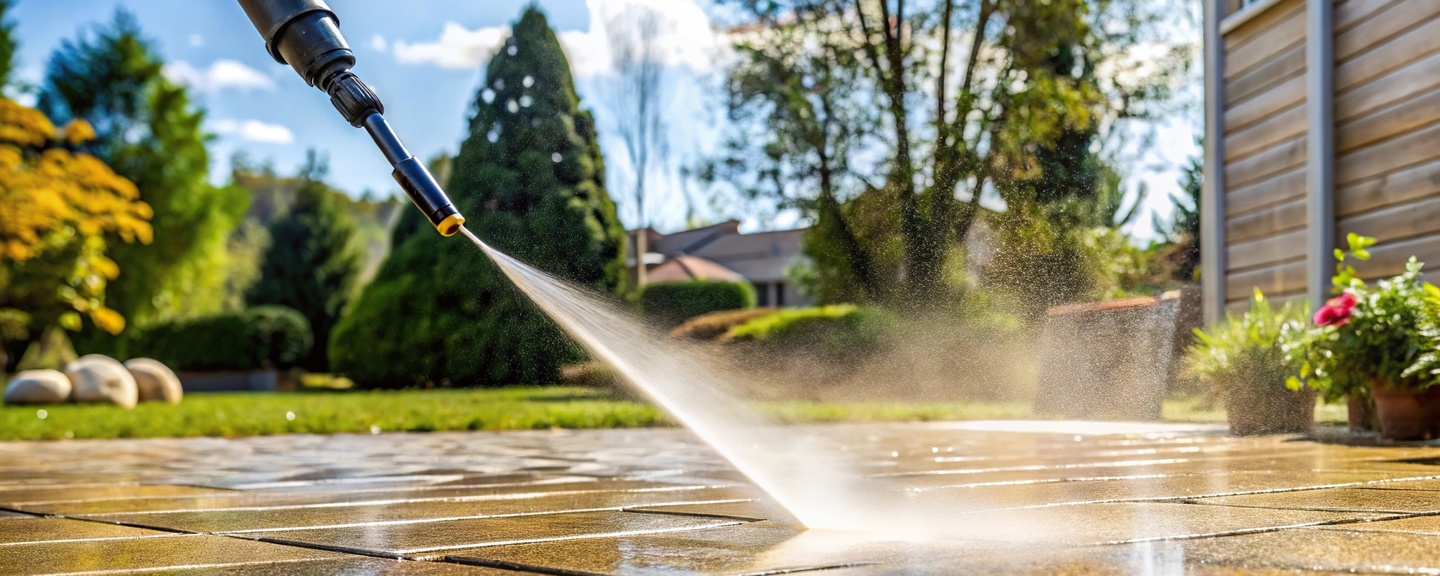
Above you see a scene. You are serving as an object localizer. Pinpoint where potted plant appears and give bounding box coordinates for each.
[1285,234,1440,440]
[1185,291,1313,436]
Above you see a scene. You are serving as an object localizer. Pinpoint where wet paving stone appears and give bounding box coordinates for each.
[253,510,750,559]
[15,479,721,516]
[151,557,524,575]
[1313,513,1440,535]
[81,486,755,533]
[1194,487,1440,513]
[625,499,773,522]
[0,517,175,545]
[1165,527,1440,573]
[6,423,1440,573]
[0,533,348,575]
[0,484,232,507]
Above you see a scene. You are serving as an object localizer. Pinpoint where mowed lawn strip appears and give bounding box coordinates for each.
[0,387,1348,441]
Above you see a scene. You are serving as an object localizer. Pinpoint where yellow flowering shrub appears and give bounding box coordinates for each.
[0,98,152,334]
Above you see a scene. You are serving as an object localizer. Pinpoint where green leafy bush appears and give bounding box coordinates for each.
[669,307,777,340]
[640,281,756,326]
[135,306,312,371]
[1185,291,1304,395]
[724,305,893,354]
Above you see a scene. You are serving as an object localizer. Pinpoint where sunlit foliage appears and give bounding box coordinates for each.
[0,98,152,335]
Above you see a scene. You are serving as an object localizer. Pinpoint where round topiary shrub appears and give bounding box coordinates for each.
[135,306,313,371]
[639,280,757,326]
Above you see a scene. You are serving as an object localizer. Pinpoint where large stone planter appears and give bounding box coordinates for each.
[1223,382,1314,436]
[1034,286,1200,421]
[1372,386,1440,441]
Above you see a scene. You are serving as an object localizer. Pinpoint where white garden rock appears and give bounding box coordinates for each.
[124,358,183,404]
[64,354,138,409]
[3,370,72,404]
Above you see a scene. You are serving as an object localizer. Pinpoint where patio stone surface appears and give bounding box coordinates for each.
[0,516,173,545]
[7,422,1440,573]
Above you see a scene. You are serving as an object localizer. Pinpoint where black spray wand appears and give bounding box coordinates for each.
[236,0,466,236]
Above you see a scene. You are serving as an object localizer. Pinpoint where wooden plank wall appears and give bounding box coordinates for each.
[1333,0,1440,281]
[1221,0,1308,312]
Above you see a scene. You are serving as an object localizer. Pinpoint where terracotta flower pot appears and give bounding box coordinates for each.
[1371,385,1440,441]
[1223,382,1316,436]
[1347,394,1376,432]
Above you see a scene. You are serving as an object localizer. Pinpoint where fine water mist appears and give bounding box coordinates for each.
[461,228,1030,540]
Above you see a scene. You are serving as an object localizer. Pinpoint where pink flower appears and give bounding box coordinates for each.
[1314,292,1358,327]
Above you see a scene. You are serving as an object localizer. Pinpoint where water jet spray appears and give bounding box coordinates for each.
[235,0,465,237]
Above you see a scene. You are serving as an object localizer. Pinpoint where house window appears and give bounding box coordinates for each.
[754,282,770,306]
[775,283,785,307]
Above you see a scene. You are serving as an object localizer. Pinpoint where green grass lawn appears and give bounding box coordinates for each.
[0,386,1349,441]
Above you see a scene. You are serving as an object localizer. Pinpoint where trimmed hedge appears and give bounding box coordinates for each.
[669,307,777,340]
[639,280,756,326]
[723,305,893,354]
[135,306,313,371]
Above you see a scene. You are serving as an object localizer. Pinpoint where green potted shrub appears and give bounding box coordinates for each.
[1285,234,1440,440]
[1185,291,1313,436]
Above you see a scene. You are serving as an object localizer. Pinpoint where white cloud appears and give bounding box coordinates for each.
[564,0,726,77]
[387,0,725,75]
[210,119,294,144]
[164,59,276,93]
[370,34,388,53]
[188,34,204,47]
[393,23,507,69]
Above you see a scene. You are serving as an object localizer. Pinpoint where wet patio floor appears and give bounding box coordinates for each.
[4,422,1440,574]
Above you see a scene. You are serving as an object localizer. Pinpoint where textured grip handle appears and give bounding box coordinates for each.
[328,74,384,127]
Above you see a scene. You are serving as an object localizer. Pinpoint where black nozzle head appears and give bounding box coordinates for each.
[238,0,353,89]
[393,157,465,237]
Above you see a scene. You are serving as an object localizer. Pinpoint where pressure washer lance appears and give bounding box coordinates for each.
[236,0,465,237]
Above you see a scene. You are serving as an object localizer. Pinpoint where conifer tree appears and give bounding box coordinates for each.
[246,153,358,372]
[332,7,625,387]
[0,0,16,89]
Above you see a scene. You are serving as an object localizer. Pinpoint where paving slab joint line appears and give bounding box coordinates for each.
[1175,497,1440,518]
[444,556,610,576]
[734,563,884,576]
[45,512,204,536]
[245,535,407,561]
[1002,479,1440,512]
[1083,512,1419,548]
[0,505,40,518]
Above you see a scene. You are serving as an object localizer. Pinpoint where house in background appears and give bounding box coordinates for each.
[1202,0,1440,324]
[629,221,812,307]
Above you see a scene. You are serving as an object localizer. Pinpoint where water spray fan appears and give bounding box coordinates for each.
[236,0,466,237]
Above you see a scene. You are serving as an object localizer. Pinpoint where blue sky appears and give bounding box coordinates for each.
[9,0,1197,238]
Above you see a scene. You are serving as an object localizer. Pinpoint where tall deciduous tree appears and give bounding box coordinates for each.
[245,152,358,372]
[331,7,626,387]
[604,5,672,229]
[38,11,247,335]
[715,0,1186,305]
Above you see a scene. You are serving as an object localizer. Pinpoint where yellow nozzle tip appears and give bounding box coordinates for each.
[437,213,466,237]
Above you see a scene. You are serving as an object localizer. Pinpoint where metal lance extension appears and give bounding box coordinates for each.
[235,0,465,236]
